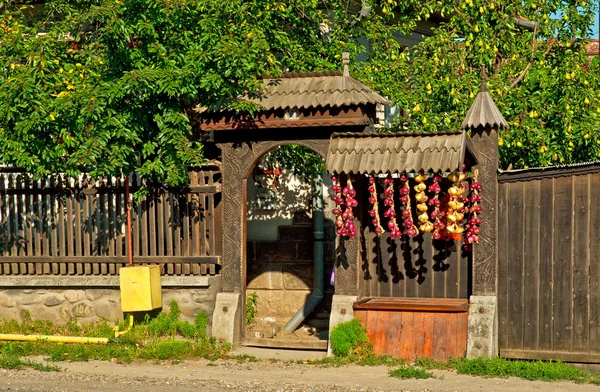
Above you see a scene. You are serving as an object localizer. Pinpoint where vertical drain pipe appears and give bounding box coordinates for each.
[283,173,325,332]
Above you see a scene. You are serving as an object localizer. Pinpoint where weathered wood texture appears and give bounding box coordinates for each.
[359,179,471,300]
[471,129,498,295]
[355,298,469,361]
[498,166,600,362]
[0,166,222,276]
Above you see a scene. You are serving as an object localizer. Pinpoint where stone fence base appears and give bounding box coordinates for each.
[0,276,221,325]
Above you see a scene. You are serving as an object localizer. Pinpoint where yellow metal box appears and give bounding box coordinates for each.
[119,265,162,312]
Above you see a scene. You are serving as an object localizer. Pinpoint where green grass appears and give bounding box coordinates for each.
[329,319,371,358]
[410,357,600,384]
[389,366,434,379]
[0,353,60,372]
[0,300,230,366]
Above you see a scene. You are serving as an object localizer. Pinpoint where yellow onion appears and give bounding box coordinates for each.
[459,172,467,182]
[448,173,459,182]
[419,221,434,232]
[447,223,459,233]
[416,192,429,203]
[448,200,465,210]
[446,211,464,223]
[448,186,460,196]
[418,212,429,223]
[414,174,427,183]
[417,203,429,212]
[414,183,427,192]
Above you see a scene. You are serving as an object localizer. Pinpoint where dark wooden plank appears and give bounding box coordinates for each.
[66,178,75,274]
[572,174,590,353]
[166,192,174,274]
[191,189,199,258]
[553,175,574,352]
[538,177,554,351]
[74,177,83,274]
[523,179,541,351]
[0,174,7,257]
[33,178,42,258]
[379,234,393,298]
[590,172,600,353]
[149,189,157,257]
[432,240,448,299]
[49,175,59,274]
[419,233,433,298]
[157,188,165,257]
[83,176,92,275]
[100,178,108,274]
[24,175,34,259]
[500,349,600,364]
[459,244,470,299]
[183,193,190,257]
[108,177,116,275]
[42,177,50,274]
[141,180,149,257]
[507,181,525,350]
[92,177,100,275]
[133,173,141,258]
[174,193,181,257]
[57,176,67,275]
[8,174,16,256]
[444,240,460,299]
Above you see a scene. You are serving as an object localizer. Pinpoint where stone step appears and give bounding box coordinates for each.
[241,337,328,351]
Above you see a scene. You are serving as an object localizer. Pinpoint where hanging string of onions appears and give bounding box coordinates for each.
[384,176,402,238]
[465,169,483,244]
[415,173,433,233]
[367,176,384,235]
[329,169,483,251]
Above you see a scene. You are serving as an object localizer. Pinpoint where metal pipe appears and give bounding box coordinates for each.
[283,173,325,332]
[125,176,133,266]
[0,334,108,344]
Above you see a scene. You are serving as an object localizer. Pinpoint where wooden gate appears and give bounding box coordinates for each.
[498,163,600,362]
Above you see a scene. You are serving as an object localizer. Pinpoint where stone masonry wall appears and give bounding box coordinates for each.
[0,276,221,325]
[246,224,335,324]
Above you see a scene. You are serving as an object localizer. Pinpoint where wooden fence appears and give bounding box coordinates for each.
[0,165,222,276]
[498,163,600,363]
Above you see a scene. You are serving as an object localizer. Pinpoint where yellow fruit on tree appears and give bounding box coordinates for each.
[584,134,590,139]
[517,141,523,148]
[490,2,495,9]
[498,138,504,146]
[585,98,590,104]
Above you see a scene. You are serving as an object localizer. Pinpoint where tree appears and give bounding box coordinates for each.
[0,0,384,184]
[353,0,600,169]
[1,0,598,180]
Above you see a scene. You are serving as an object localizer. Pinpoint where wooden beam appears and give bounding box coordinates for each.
[501,349,600,364]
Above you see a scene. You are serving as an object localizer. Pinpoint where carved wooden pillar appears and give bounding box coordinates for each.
[219,144,246,293]
[471,129,498,296]
[334,227,360,296]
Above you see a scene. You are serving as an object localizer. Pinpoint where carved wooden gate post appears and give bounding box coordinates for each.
[461,76,508,358]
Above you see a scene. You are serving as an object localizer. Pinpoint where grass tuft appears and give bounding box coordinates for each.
[389,366,434,379]
[329,319,371,358]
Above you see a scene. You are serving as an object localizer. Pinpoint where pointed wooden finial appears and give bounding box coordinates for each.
[342,52,350,77]
[480,65,488,92]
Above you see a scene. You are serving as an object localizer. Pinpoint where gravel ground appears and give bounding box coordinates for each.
[0,358,599,392]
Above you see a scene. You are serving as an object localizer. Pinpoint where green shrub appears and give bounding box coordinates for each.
[389,366,434,379]
[194,311,210,339]
[329,319,371,358]
[246,292,259,326]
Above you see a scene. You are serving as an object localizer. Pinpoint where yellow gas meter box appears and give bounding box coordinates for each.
[119,265,162,312]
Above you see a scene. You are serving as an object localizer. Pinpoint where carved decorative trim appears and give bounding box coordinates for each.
[218,139,332,293]
[471,130,499,296]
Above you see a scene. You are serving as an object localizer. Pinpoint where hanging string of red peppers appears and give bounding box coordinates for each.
[330,170,482,249]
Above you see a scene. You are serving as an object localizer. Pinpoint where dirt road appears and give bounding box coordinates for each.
[1,358,599,392]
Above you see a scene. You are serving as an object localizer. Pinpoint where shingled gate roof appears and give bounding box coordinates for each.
[249,70,390,110]
[461,78,509,131]
[326,131,477,175]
